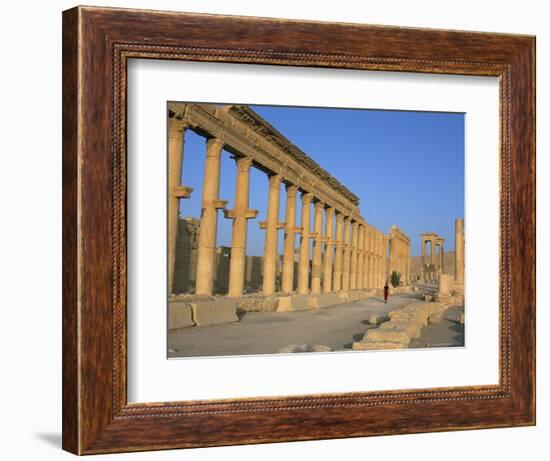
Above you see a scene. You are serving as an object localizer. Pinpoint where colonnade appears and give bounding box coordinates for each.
[388,225,411,285]
[168,103,388,298]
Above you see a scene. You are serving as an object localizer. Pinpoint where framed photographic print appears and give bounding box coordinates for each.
[62,5,535,455]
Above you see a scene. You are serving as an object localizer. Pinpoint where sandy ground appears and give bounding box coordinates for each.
[168,292,464,358]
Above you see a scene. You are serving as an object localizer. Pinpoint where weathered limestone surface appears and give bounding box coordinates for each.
[368,313,389,325]
[277,294,311,312]
[282,184,299,293]
[190,299,239,326]
[454,218,465,293]
[236,296,279,313]
[261,174,283,296]
[388,225,411,285]
[310,293,340,309]
[168,301,195,329]
[352,302,453,350]
[195,138,227,296]
[226,157,258,297]
[438,273,454,296]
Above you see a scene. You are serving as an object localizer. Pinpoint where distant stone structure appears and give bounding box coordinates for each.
[420,232,445,283]
[167,103,412,327]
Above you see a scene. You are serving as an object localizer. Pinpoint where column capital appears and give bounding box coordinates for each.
[168,117,190,138]
[326,206,336,217]
[285,183,298,195]
[301,192,314,203]
[235,156,253,171]
[314,200,324,211]
[206,137,224,157]
[268,174,283,188]
[336,213,345,223]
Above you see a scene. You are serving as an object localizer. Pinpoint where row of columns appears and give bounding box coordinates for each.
[168,122,387,297]
[388,228,411,285]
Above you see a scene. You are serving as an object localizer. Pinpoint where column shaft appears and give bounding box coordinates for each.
[357,225,364,289]
[227,158,255,297]
[262,175,282,296]
[333,214,344,291]
[323,208,335,292]
[363,226,370,289]
[350,221,359,289]
[297,193,313,294]
[311,201,324,294]
[455,218,465,283]
[167,120,185,294]
[341,217,351,290]
[196,139,225,295]
[281,185,298,293]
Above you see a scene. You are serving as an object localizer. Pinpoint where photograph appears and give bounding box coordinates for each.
[167,102,466,357]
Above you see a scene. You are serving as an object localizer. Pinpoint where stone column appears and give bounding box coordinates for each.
[382,235,388,287]
[196,138,227,295]
[333,213,344,291]
[356,224,364,290]
[431,239,436,266]
[261,174,283,296]
[225,157,258,298]
[440,241,445,272]
[281,185,299,293]
[422,239,426,267]
[350,221,359,290]
[455,218,465,284]
[167,119,193,294]
[342,217,351,290]
[373,234,379,288]
[323,207,335,292]
[365,227,371,288]
[297,192,314,295]
[311,201,324,294]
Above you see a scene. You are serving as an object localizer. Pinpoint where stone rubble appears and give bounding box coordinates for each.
[352,301,456,350]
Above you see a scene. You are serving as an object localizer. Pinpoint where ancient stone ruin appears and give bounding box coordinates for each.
[168,103,412,328]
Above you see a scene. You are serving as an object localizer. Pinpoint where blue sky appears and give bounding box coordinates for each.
[178,105,464,257]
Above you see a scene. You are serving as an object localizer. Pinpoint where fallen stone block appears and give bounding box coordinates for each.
[278,344,332,353]
[368,313,389,325]
[190,299,238,326]
[277,295,311,312]
[168,301,195,330]
[428,312,445,324]
[380,320,422,338]
[365,328,411,345]
[236,296,279,313]
[310,293,340,309]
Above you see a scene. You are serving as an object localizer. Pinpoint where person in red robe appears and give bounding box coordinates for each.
[383,282,389,304]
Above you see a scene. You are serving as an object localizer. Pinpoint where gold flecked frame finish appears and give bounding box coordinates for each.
[62,6,535,455]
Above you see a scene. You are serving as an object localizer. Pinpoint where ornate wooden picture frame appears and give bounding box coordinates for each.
[62,5,535,455]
